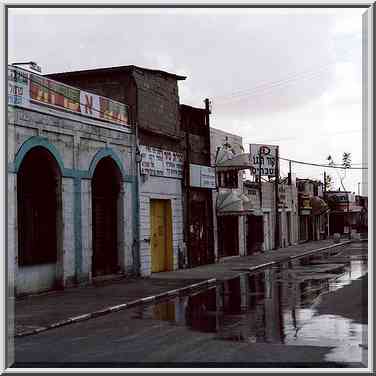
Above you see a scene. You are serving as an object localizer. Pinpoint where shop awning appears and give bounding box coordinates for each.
[216,191,258,216]
[310,196,329,216]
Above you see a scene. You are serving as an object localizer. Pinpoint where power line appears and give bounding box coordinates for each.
[279,156,367,170]
[212,50,358,102]
[214,69,331,104]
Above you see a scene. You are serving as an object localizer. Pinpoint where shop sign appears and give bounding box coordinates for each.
[140,145,184,179]
[326,192,354,204]
[8,67,29,106]
[299,193,311,214]
[249,143,279,177]
[190,164,216,188]
[8,66,130,128]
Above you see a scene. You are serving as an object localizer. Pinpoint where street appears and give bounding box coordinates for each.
[14,241,368,368]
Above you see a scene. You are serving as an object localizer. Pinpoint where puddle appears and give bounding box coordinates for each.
[132,250,368,365]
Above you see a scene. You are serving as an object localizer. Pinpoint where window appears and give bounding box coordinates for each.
[218,170,238,188]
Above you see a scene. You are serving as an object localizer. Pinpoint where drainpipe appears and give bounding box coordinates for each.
[131,73,141,276]
[133,121,141,276]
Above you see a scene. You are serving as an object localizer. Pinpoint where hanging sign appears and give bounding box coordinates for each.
[249,144,279,177]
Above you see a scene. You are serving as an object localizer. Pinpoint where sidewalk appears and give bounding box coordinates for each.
[15,239,351,337]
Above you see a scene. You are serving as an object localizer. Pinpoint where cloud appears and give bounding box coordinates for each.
[7,7,364,192]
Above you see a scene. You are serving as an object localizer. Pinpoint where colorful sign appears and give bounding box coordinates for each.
[30,73,80,112]
[190,164,216,189]
[299,193,312,215]
[249,143,278,177]
[140,145,184,179]
[8,66,130,128]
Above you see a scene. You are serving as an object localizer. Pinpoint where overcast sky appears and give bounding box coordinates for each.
[8,7,367,193]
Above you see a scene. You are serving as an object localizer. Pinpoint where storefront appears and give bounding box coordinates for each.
[8,65,136,295]
[139,146,184,275]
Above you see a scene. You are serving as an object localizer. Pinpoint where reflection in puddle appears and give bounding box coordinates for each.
[135,252,367,365]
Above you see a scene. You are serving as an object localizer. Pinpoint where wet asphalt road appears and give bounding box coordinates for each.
[13,241,368,368]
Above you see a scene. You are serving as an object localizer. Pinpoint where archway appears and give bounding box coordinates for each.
[91,157,122,277]
[17,147,62,269]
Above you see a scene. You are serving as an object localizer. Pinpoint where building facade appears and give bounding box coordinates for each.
[181,102,215,267]
[297,179,328,242]
[8,66,136,295]
[326,191,367,236]
[243,180,299,253]
[210,127,246,259]
[49,65,186,276]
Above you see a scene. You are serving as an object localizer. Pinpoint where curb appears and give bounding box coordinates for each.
[15,278,217,338]
[240,241,351,274]
[16,241,352,338]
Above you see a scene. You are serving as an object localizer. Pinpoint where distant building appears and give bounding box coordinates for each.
[326,191,367,236]
[296,179,328,242]
[243,179,299,252]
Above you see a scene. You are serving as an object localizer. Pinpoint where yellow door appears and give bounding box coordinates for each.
[150,200,173,272]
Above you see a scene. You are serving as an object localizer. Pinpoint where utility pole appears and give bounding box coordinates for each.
[274,146,280,250]
[204,98,215,264]
[258,148,262,209]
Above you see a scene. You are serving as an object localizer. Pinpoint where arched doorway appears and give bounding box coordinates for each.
[17,147,61,271]
[92,157,122,277]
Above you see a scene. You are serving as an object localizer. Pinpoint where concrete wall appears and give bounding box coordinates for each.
[138,175,183,276]
[8,106,136,295]
[244,182,299,251]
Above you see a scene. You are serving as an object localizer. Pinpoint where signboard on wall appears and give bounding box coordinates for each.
[8,67,30,106]
[8,66,130,128]
[190,164,216,189]
[249,144,278,177]
[140,145,184,179]
[278,185,287,208]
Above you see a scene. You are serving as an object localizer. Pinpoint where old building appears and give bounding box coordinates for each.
[8,65,136,295]
[297,179,328,242]
[48,65,186,276]
[210,128,247,259]
[243,179,299,253]
[181,101,215,267]
[326,191,367,236]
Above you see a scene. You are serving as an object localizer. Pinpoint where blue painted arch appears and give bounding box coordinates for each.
[88,147,126,180]
[14,136,65,175]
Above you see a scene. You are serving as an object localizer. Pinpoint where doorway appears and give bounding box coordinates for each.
[150,199,173,272]
[92,157,121,277]
[286,211,291,245]
[218,215,239,258]
[17,147,62,291]
[246,215,264,255]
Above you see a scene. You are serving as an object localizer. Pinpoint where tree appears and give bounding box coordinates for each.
[327,153,352,192]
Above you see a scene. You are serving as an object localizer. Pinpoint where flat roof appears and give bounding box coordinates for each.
[47,64,187,81]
